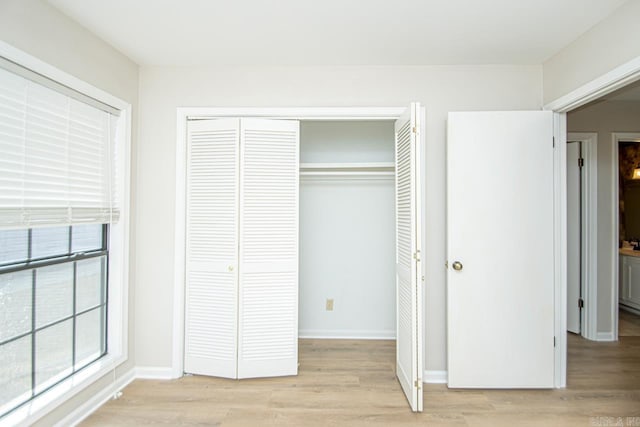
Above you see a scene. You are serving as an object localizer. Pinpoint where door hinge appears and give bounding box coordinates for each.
[412,126,419,134]
[445,261,448,269]
[578,298,584,308]
[578,158,584,168]
[414,379,422,389]
[413,250,421,262]
[553,137,555,148]
[554,336,556,347]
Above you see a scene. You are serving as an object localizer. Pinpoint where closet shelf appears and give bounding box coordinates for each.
[300,162,395,181]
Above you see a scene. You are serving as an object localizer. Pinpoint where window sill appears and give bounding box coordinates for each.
[1,353,127,427]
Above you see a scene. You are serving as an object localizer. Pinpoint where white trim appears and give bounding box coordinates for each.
[612,133,640,341]
[423,370,447,384]
[185,107,404,120]
[109,103,132,364]
[173,107,409,381]
[53,369,135,427]
[135,367,177,380]
[298,330,396,340]
[0,56,119,116]
[595,332,616,342]
[544,55,640,113]
[0,41,129,112]
[2,355,125,427]
[567,133,598,341]
[553,112,568,389]
[620,304,640,316]
[172,110,188,380]
[582,134,598,342]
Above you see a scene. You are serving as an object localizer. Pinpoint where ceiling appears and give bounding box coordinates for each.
[48,0,627,67]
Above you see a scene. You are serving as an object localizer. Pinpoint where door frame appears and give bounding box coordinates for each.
[567,132,598,341]
[172,107,421,379]
[544,54,640,387]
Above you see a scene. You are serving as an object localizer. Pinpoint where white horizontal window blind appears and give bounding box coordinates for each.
[0,66,119,229]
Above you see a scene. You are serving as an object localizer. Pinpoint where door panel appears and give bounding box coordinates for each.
[395,103,423,411]
[184,118,240,378]
[237,118,299,378]
[447,111,554,388]
[567,141,581,334]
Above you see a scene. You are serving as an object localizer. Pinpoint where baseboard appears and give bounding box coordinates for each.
[54,368,135,427]
[595,331,616,341]
[136,366,178,380]
[620,304,640,316]
[298,329,395,340]
[424,370,447,384]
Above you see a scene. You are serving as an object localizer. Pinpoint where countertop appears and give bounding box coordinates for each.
[620,247,640,258]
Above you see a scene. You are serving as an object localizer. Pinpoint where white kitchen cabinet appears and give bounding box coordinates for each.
[620,253,640,312]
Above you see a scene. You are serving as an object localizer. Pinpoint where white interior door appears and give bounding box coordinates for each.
[567,141,582,334]
[237,118,299,378]
[447,111,555,388]
[395,103,423,411]
[184,118,240,378]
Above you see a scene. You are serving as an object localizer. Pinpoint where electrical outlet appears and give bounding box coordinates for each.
[326,298,334,311]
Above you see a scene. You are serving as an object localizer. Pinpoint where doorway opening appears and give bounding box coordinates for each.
[562,79,640,388]
[616,136,640,332]
[566,94,640,343]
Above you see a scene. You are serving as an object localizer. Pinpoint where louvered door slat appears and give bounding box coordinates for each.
[238,118,299,379]
[395,103,424,412]
[184,118,239,378]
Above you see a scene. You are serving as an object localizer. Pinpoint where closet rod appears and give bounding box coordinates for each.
[300,171,395,176]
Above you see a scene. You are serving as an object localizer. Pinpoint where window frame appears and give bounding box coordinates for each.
[0,224,109,417]
[0,40,131,426]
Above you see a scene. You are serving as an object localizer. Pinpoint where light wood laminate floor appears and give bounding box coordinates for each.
[83,330,640,426]
[620,307,640,337]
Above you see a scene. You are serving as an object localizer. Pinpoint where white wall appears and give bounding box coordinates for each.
[0,0,137,104]
[543,1,640,105]
[299,121,395,339]
[0,0,139,425]
[135,64,542,374]
[300,120,395,163]
[567,100,640,334]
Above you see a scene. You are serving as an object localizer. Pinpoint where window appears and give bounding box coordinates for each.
[0,50,128,424]
[0,224,108,416]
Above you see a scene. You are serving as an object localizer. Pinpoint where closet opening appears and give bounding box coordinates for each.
[297,118,400,406]
[299,120,396,342]
[173,105,424,412]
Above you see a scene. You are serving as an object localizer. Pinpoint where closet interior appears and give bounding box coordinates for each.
[299,120,396,340]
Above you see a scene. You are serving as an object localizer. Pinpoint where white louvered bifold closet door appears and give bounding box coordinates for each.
[395,103,424,412]
[238,119,299,378]
[184,118,240,378]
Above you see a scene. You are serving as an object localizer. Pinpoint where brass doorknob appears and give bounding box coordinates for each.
[452,261,463,271]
